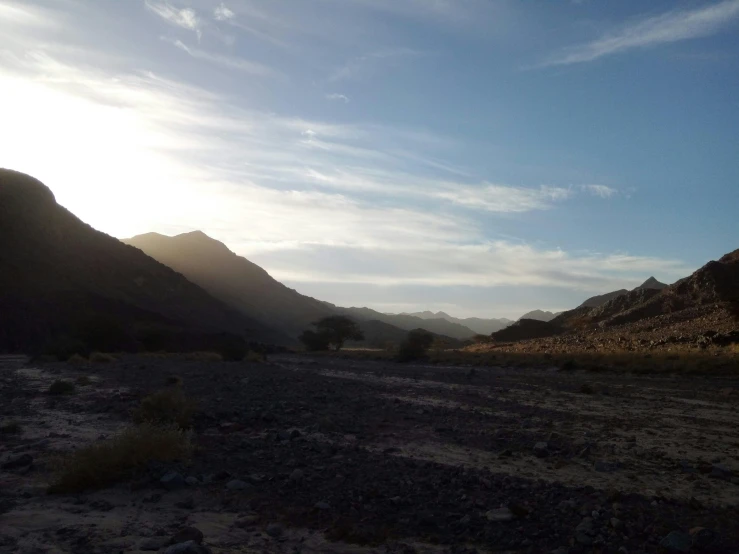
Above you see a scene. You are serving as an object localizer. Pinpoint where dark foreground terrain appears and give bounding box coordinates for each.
[1,354,739,553]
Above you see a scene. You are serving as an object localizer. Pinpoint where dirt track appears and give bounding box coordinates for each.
[1,354,739,553]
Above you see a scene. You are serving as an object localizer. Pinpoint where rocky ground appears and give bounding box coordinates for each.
[1,353,739,553]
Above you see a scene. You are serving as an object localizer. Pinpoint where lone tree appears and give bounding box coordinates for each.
[300,315,363,352]
[397,328,435,362]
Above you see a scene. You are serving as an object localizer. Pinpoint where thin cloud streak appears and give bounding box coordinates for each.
[540,0,739,66]
[326,93,350,103]
[163,37,282,77]
[145,0,202,39]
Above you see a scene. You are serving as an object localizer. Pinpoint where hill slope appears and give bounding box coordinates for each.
[0,169,281,353]
[124,232,458,347]
[124,231,333,339]
[518,310,561,322]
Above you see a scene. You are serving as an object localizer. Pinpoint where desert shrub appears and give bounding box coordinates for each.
[76,375,93,385]
[48,423,192,494]
[0,421,21,434]
[245,350,266,363]
[165,375,183,386]
[132,387,196,429]
[579,383,595,394]
[184,351,223,362]
[67,353,88,364]
[560,359,578,371]
[397,329,435,362]
[90,352,116,363]
[48,380,76,395]
[299,329,331,352]
[43,336,89,361]
[218,339,247,362]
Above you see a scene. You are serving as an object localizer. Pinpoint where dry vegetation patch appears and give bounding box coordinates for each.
[48,424,192,494]
[132,386,196,429]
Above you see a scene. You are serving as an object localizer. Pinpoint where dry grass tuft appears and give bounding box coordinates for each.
[48,424,192,494]
[133,387,196,429]
[245,350,266,363]
[48,380,76,395]
[67,353,88,364]
[0,421,22,435]
[90,352,116,363]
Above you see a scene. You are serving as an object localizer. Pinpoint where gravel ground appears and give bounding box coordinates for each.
[1,353,739,553]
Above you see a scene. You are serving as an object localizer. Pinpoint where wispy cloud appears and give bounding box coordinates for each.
[329,48,423,82]
[541,0,739,66]
[145,0,202,39]
[434,184,573,213]
[326,92,349,103]
[213,2,234,21]
[581,184,617,198]
[163,37,281,77]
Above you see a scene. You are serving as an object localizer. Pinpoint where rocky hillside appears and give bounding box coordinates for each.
[0,169,282,353]
[492,255,737,344]
[518,309,561,322]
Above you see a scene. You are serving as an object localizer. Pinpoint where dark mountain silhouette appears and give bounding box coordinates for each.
[517,309,561,322]
[124,231,333,339]
[493,253,738,342]
[0,169,282,353]
[491,319,559,342]
[124,232,460,347]
[325,304,477,340]
[403,311,512,335]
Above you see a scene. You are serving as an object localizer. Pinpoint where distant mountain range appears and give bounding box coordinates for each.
[402,311,512,335]
[0,169,282,353]
[518,310,561,322]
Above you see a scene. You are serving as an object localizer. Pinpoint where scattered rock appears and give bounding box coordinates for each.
[485,507,514,522]
[710,463,732,480]
[533,442,548,458]
[266,523,283,538]
[140,537,170,551]
[690,527,717,548]
[225,479,250,491]
[164,541,211,554]
[594,460,618,473]
[659,531,692,553]
[289,469,304,482]
[1,453,32,470]
[160,472,186,491]
[314,501,331,510]
[185,476,200,486]
[170,527,203,545]
[235,515,259,528]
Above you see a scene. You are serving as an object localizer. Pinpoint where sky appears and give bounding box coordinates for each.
[1,0,738,319]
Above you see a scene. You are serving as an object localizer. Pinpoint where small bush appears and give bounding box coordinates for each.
[67,353,88,364]
[184,351,223,362]
[0,421,22,435]
[245,350,266,363]
[133,387,196,429]
[48,380,76,395]
[579,383,595,395]
[90,352,116,363]
[560,359,578,371]
[397,329,435,362]
[48,424,192,494]
[76,375,93,385]
[165,375,183,386]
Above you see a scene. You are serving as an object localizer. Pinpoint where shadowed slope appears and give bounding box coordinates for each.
[0,169,283,352]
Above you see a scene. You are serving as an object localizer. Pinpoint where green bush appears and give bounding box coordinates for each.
[90,352,116,363]
[299,329,331,352]
[0,421,21,434]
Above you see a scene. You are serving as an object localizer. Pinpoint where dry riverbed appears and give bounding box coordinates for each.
[1,353,738,553]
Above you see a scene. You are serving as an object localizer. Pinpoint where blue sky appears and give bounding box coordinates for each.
[1,0,737,318]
